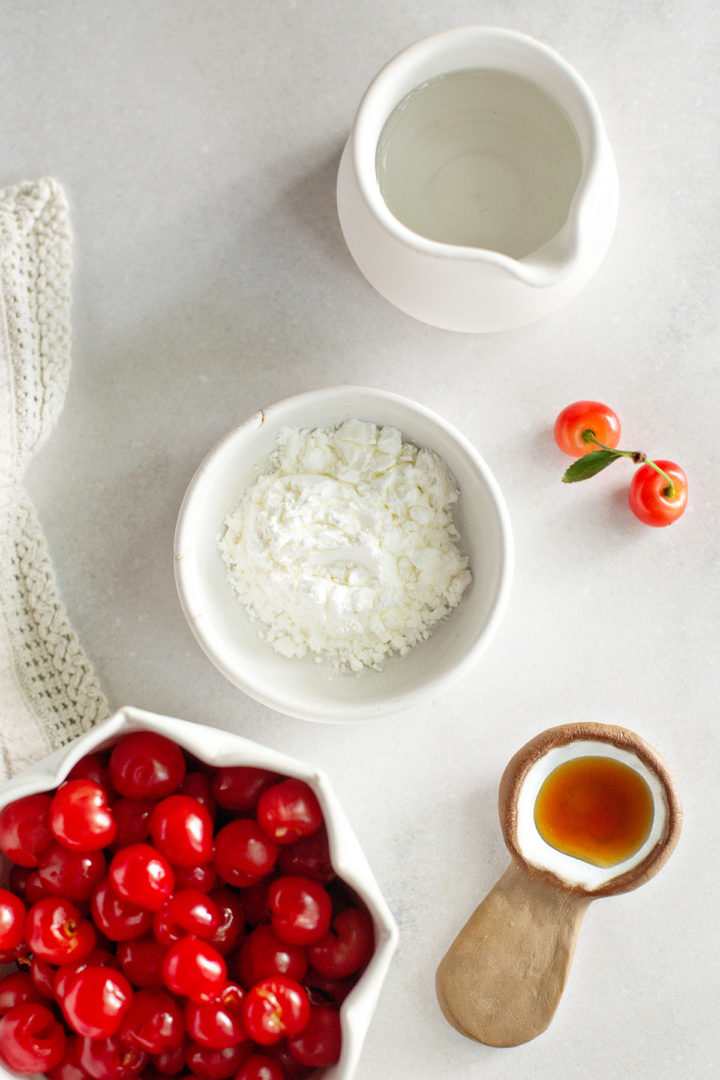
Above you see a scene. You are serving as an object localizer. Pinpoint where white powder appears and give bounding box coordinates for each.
[219,419,472,672]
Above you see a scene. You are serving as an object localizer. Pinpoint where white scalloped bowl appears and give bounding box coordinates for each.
[174,386,513,722]
[0,706,399,1080]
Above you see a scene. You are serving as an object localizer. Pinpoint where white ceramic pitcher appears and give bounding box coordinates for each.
[336,27,619,333]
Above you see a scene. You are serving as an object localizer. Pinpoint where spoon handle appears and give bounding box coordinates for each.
[435,860,590,1047]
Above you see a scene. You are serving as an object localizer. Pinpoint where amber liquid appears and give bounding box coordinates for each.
[534,756,654,868]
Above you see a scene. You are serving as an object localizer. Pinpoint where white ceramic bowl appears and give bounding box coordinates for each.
[174,386,513,722]
[0,706,399,1080]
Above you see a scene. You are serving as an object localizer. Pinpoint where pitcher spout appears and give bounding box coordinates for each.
[509,218,584,290]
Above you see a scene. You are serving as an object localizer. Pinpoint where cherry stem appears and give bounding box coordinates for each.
[581,430,677,499]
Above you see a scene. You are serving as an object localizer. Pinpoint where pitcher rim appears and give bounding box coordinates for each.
[349,25,607,282]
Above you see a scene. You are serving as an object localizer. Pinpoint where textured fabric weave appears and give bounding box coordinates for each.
[0,178,109,781]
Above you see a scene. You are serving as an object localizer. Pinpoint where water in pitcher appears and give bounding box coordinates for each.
[376,69,583,259]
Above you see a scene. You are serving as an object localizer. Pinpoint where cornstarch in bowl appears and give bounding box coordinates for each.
[219,419,472,672]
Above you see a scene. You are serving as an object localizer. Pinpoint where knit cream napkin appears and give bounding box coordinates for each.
[0,178,109,781]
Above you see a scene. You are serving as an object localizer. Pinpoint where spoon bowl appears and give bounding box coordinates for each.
[500,722,682,896]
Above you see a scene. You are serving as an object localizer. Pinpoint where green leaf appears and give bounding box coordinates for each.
[562,449,622,483]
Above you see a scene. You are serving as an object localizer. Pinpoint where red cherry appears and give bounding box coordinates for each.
[109,799,155,850]
[0,971,45,1014]
[35,843,107,902]
[268,876,332,946]
[25,897,96,964]
[30,956,57,998]
[23,869,53,905]
[257,780,323,846]
[0,939,30,966]
[0,793,54,867]
[53,948,120,1001]
[214,819,278,888]
[306,906,374,978]
[50,780,117,852]
[91,878,153,941]
[185,981,246,1049]
[8,864,31,898]
[263,1041,314,1080]
[150,1037,190,1075]
[239,877,274,925]
[149,795,214,867]
[177,771,218,818]
[185,1040,252,1079]
[286,1002,341,1068]
[277,825,335,884]
[205,888,245,955]
[162,935,226,1003]
[117,934,168,989]
[0,1002,66,1073]
[77,1033,149,1079]
[173,861,218,893]
[628,459,688,527]
[118,988,185,1052]
[0,946,29,966]
[109,843,175,911]
[234,1054,285,1080]
[108,732,186,801]
[233,924,307,988]
[554,400,622,457]
[0,887,27,951]
[211,767,279,812]
[241,976,310,1046]
[153,888,219,946]
[67,754,115,802]
[60,965,134,1038]
[46,1034,86,1080]
[302,968,356,1006]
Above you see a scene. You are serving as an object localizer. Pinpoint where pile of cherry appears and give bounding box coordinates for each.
[0,731,375,1080]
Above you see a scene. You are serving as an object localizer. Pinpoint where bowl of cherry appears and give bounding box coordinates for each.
[0,706,398,1080]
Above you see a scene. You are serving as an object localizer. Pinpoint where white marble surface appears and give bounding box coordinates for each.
[3,1,719,1077]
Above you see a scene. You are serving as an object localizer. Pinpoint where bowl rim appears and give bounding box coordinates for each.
[174,385,514,722]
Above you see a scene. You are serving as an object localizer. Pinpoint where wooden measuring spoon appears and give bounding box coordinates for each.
[435,722,682,1047]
